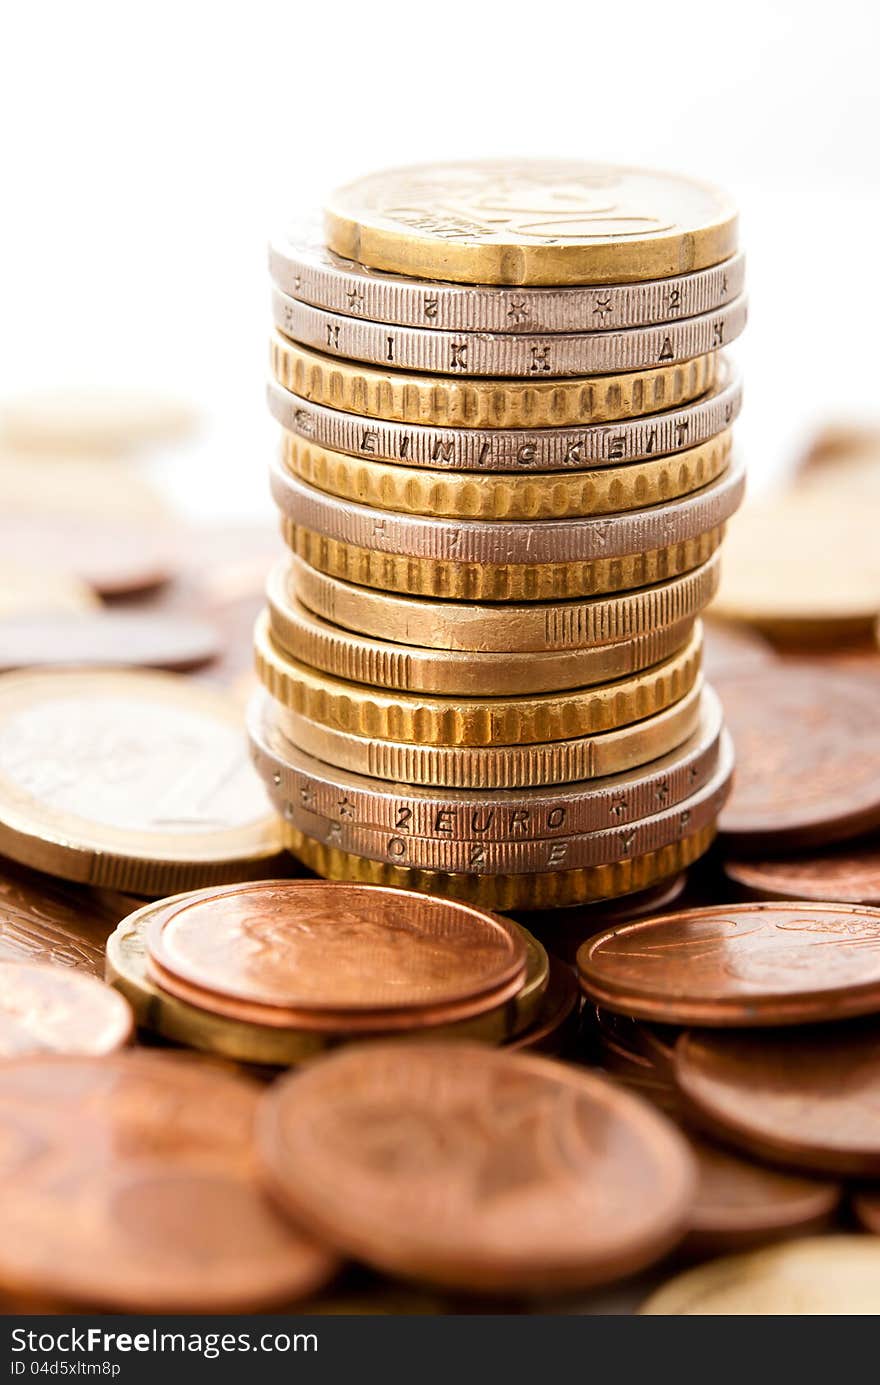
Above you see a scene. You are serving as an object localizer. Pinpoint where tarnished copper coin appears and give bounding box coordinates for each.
[725,843,880,906]
[675,1023,880,1175]
[144,880,527,1032]
[578,902,880,1027]
[0,1052,337,1309]
[717,666,880,849]
[0,961,133,1055]
[0,612,220,672]
[0,858,130,976]
[258,1041,694,1293]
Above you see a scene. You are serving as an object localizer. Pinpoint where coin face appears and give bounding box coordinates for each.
[324,161,738,285]
[0,858,129,975]
[716,666,880,848]
[0,1053,336,1309]
[725,843,880,905]
[0,669,282,891]
[0,612,220,672]
[641,1237,880,1314]
[674,1024,880,1175]
[258,1042,694,1292]
[144,880,527,1029]
[0,961,132,1055]
[578,902,880,1026]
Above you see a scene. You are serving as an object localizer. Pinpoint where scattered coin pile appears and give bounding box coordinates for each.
[250,160,746,910]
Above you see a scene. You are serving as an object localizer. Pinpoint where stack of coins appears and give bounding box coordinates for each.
[249,160,746,910]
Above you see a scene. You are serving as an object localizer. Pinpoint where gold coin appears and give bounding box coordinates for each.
[267,562,696,696]
[712,491,880,643]
[285,520,724,602]
[271,333,719,429]
[282,821,717,910]
[280,429,733,520]
[324,160,738,286]
[0,564,99,617]
[0,670,283,892]
[291,550,720,652]
[107,903,548,1061]
[262,678,703,788]
[640,1236,880,1315]
[254,611,702,747]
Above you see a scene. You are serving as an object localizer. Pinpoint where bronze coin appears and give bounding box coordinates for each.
[674,1023,880,1176]
[724,843,880,906]
[0,612,220,672]
[0,858,130,976]
[578,902,880,1027]
[144,880,527,1031]
[716,665,880,849]
[258,1041,695,1294]
[0,961,133,1055]
[524,874,687,965]
[0,1051,337,1309]
[506,957,580,1054]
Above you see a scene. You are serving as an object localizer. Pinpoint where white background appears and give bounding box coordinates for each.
[1,0,877,519]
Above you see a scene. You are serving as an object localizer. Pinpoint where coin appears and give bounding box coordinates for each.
[0,611,220,672]
[578,901,880,1026]
[526,874,688,966]
[271,453,745,563]
[724,843,880,906]
[0,1052,337,1309]
[144,880,527,1032]
[267,361,742,470]
[263,676,703,788]
[674,1023,880,1175]
[0,961,132,1055]
[254,612,702,746]
[108,902,548,1057]
[0,564,99,617]
[0,857,133,976]
[291,550,720,652]
[507,957,580,1054]
[287,518,725,602]
[0,669,283,892]
[324,160,738,285]
[270,225,746,331]
[248,683,723,838]
[274,288,746,377]
[282,819,718,911]
[258,1041,695,1292]
[269,565,696,695]
[716,666,880,849]
[271,332,719,428]
[270,738,732,874]
[641,1237,880,1314]
[852,1190,880,1234]
[0,390,196,454]
[279,428,733,519]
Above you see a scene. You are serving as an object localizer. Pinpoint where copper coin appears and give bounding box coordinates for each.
[717,666,880,849]
[0,612,220,672]
[0,858,130,976]
[144,880,527,1031]
[674,1023,880,1176]
[506,957,580,1054]
[258,1041,694,1293]
[578,902,880,1027]
[523,874,687,965]
[724,843,880,906]
[0,961,133,1055]
[0,1052,337,1309]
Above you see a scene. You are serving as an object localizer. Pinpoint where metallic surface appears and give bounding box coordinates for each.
[0,961,133,1056]
[724,843,880,905]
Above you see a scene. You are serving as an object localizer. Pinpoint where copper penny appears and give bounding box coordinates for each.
[506,957,580,1054]
[0,961,133,1055]
[716,666,880,849]
[724,843,880,906]
[0,612,220,672]
[0,858,131,976]
[144,880,527,1031]
[258,1041,694,1293]
[674,1023,880,1176]
[0,1052,337,1309]
[578,902,880,1027]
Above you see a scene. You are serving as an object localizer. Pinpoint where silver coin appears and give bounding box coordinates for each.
[248,683,722,839]
[272,288,746,379]
[266,363,741,471]
[268,226,746,333]
[266,736,732,874]
[269,451,745,564]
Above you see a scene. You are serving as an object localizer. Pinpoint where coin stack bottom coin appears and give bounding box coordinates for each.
[253,161,745,909]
